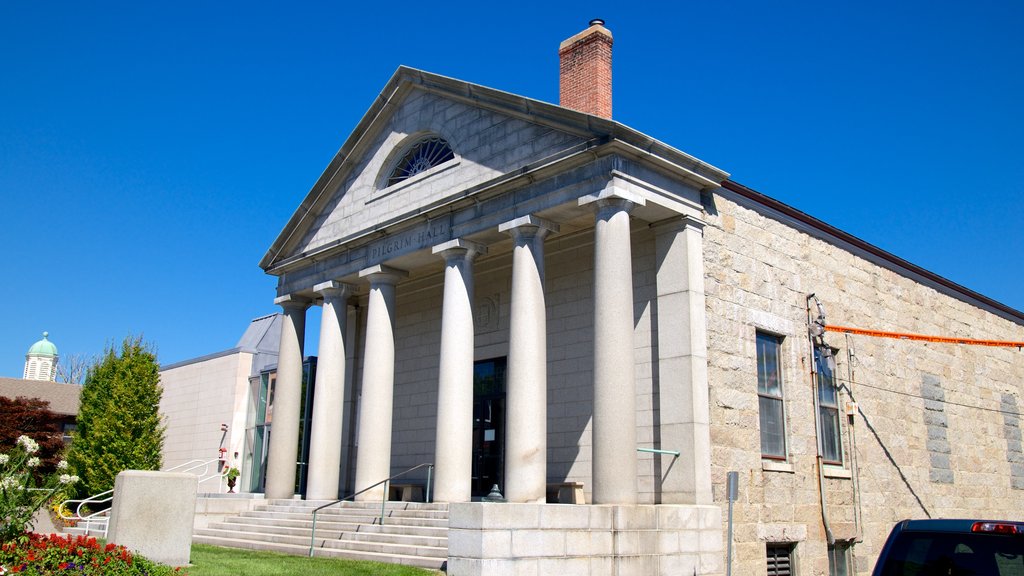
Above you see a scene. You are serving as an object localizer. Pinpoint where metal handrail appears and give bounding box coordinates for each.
[60,489,114,536]
[59,457,227,536]
[308,462,434,557]
[637,447,681,457]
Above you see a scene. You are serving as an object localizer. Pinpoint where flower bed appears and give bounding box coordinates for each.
[0,533,184,575]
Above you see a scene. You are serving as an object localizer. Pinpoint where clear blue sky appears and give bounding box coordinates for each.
[2,1,1022,377]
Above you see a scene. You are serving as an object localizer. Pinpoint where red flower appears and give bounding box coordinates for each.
[105,543,116,552]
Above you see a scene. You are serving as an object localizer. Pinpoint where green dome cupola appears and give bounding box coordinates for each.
[24,331,59,381]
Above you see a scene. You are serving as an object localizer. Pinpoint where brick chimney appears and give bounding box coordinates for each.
[559,19,613,118]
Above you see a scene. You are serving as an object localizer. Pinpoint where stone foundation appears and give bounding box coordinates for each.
[447,502,723,576]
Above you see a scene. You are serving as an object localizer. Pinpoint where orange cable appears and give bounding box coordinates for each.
[824,325,1024,348]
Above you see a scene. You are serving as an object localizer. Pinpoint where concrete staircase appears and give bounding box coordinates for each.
[192,499,449,570]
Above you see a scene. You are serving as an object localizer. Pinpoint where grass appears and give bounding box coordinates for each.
[185,543,443,576]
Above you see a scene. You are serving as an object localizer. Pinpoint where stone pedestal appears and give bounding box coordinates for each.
[107,471,198,567]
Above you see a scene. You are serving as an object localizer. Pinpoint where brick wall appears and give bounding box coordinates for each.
[558,22,613,118]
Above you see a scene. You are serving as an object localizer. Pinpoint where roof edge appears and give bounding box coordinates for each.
[721,179,1024,326]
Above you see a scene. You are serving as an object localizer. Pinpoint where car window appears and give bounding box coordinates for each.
[879,532,1024,576]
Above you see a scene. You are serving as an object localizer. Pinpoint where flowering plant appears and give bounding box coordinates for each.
[0,533,184,575]
[0,436,77,543]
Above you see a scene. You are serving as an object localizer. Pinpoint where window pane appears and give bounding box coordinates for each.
[757,332,786,458]
[820,407,842,463]
[756,332,782,396]
[829,543,849,576]
[760,396,786,458]
[815,346,843,463]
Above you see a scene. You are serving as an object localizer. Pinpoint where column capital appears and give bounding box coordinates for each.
[432,239,488,259]
[314,280,355,300]
[274,294,311,311]
[358,264,409,285]
[650,215,705,235]
[578,187,646,212]
[498,215,560,236]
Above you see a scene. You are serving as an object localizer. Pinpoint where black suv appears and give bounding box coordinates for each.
[872,519,1024,575]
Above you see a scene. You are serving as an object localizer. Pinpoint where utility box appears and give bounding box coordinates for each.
[106,470,198,567]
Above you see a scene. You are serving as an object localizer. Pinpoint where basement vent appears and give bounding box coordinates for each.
[767,544,793,576]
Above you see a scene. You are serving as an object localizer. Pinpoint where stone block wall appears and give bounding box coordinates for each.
[703,190,1024,575]
[448,502,723,576]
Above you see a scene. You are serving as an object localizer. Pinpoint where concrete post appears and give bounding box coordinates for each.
[354,265,407,502]
[432,240,486,503]
[306,281,353,500]
[590,197,637,504]
[653,217,713,504]
[264,295,308,500]
[500,216,559,503]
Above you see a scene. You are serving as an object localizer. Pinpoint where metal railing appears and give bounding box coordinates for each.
[308,462,434,557]
[59,489,114,536]
[58,458,225,537]
[637,447,680,457]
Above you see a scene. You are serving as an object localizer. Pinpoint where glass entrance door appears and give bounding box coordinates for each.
[472,358,506,498]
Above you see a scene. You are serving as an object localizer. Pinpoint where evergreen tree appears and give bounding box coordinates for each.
[66,336,164,497]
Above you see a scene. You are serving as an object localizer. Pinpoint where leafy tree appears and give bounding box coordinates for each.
[0,396,64,474]
[66,336,164,497]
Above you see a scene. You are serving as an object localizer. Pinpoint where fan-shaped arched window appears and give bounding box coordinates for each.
[386,137,455,187]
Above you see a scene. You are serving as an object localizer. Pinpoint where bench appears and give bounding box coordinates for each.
[546,481,585,504]
[388,482,424,502]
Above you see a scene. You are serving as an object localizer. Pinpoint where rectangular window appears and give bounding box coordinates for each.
[828,542,851,576]
[757,332,787,459]
[816,346,843,464]
[767,543,793,576]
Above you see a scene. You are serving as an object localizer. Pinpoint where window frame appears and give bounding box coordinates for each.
[815,344,844,465]
[828,541,852,576]
[756,330,788,461]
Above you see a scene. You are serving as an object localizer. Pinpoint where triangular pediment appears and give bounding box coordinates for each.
[261,67,607,272]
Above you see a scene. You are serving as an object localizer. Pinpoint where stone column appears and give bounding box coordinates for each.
[653,217,712,504]
[354,265,407,502]
[432,240,486,503]
[590,197,637,504]
[499,216,559,503]
[264,295,309,500]
[305,281,353,501]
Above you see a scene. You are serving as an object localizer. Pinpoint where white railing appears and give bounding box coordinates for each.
[58,458,226,537]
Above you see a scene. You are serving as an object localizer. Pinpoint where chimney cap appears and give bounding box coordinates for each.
[589,18,605,27]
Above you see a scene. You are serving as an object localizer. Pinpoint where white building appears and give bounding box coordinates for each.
[238,20,1023,575]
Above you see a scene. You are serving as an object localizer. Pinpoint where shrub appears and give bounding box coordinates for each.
[0,533,185,575]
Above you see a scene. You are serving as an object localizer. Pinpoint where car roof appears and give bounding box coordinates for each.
[896,519,1024,533]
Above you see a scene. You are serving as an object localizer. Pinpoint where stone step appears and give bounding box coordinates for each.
[257,503,449,519]
[195,525,446,559]
[192,534,446,570]
[209,520,447,547]
[194,499,449,569]
[221,515,448,537]
[238,509,449,528]
[272,499,448,512]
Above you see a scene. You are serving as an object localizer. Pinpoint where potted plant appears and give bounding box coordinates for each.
[225,466,240,493]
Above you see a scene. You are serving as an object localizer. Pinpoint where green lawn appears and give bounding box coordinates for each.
[186,543,443,576]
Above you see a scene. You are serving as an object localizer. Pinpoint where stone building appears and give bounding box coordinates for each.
[255,20,1024,576]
